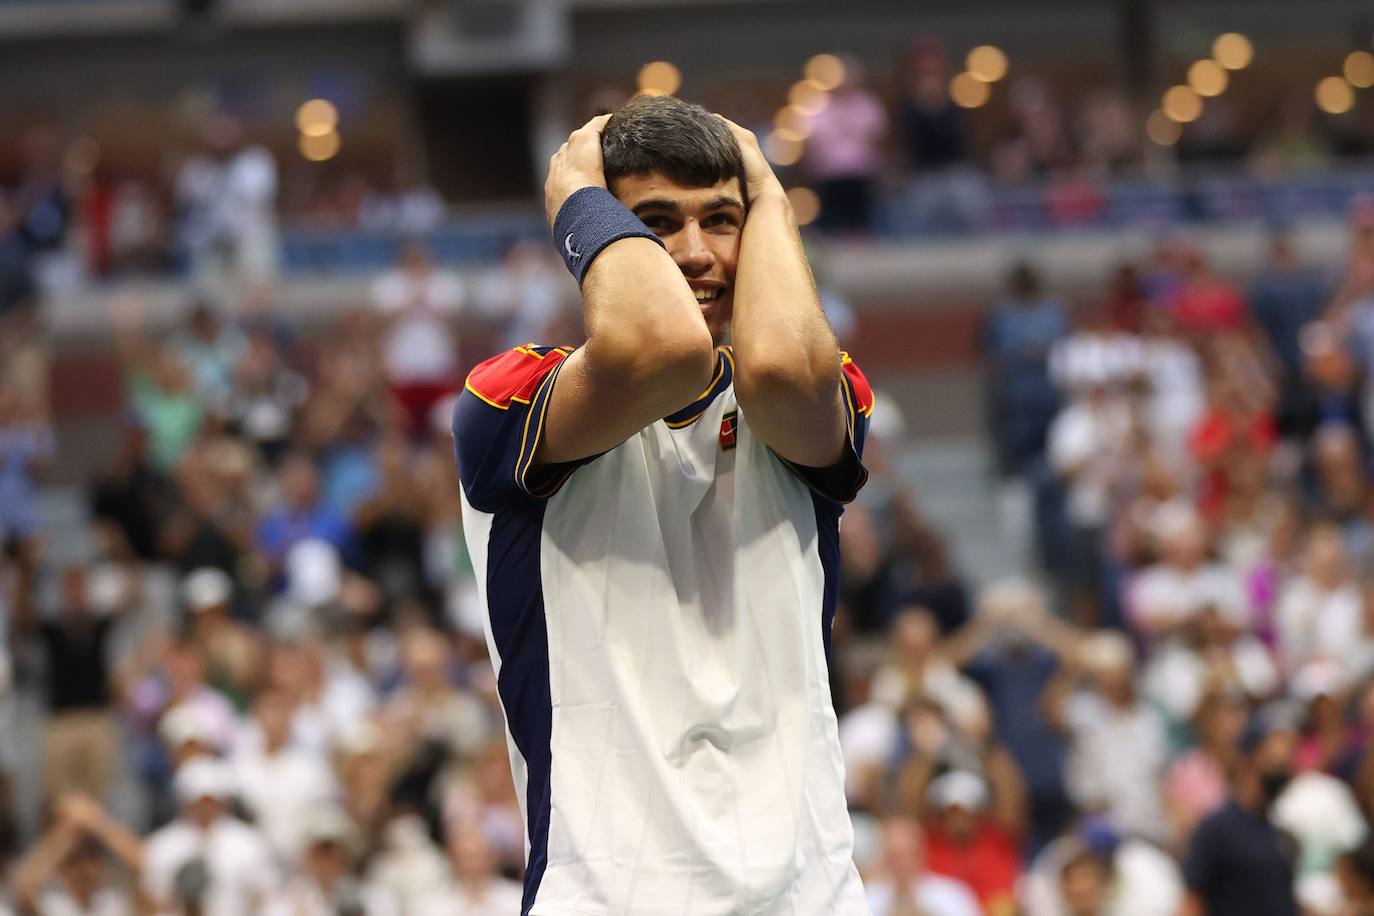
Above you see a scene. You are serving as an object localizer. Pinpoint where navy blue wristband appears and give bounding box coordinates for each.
[552,186,664,286]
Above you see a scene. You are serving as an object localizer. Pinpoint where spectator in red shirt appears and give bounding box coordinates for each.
[920,769,1024,916]
[1169,249,1248,337]
[1189,367,1277,521]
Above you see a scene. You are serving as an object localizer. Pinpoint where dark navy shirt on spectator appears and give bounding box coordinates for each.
[1183,800,1299,916]
[40,617,113,711]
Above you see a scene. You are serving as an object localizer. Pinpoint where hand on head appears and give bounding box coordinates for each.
[544,113,612,226]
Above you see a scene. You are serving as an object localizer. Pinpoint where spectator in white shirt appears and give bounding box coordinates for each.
[231,687,338,865]
[141,759,278,916]
[1059,632,1172,844]
[863,816,980,916]
[261,808,398,916]
[415,818,523,916]
[1128,503,1248,650]
[369,241,465,437]
[1276,524,1363,674]
[11,794,142,916]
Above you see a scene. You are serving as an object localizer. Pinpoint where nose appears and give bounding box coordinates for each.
[671,220,715,277]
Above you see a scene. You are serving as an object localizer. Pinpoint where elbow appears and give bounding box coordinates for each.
[734,352,841,412]
[586,323,717,405]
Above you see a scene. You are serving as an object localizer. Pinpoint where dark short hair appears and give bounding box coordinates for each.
[602,95,747,206]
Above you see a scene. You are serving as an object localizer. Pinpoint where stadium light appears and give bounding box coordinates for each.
[786,187,820,226]
[788,80,829,117]
[765,131,804,166]
[773,105,813,140]
[299,130,341,162]
[295,99,338,138]
[1187,59,1229,97]
[1344,51,1374,89]
[1315,76,1356,114]
[637,61,681,96]
[966,45,1009,83]
[804,54,846,91]
[1212,33,1253,70]
[1161,85,1203,123]
[949,72,991,108]
[1145,110,1182,146]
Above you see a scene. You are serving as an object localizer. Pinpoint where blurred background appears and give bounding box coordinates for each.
[6,0,1374,913]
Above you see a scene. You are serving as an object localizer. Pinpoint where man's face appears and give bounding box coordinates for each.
[612,171,744,345]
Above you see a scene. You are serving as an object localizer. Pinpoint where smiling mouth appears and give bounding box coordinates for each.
[693,288,724,303]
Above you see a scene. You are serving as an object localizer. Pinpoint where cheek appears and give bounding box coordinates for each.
[713,236,741,280]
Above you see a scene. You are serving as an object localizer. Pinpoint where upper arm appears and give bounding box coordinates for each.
[765,354,874,504]
[451,345,585,511]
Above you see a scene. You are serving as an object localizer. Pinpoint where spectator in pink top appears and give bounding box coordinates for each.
[804,56,888,234]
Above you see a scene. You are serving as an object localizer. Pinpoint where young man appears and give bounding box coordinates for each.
[452,95,873,915]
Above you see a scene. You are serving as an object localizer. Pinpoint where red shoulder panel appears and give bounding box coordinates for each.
[841,355,875,417]
[464,346,567,410]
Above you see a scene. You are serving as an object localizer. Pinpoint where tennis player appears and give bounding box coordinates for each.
[452,94,874,915]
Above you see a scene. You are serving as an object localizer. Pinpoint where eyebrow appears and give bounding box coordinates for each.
[631,196,745,216]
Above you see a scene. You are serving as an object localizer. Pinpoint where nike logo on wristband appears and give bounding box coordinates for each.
[564,233,582,260]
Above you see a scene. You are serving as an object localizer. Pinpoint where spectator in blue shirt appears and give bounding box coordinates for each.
[984,263,1069,476]
[255,452,354,579]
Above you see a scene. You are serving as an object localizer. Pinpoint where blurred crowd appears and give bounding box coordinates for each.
[0,235,584,915]
[843,199,1374,914]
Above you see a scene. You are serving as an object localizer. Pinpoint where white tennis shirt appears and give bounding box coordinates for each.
[453,344,874,916]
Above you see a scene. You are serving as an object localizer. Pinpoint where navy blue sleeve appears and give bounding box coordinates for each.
[451,346,589,513]
[776,353,873,505]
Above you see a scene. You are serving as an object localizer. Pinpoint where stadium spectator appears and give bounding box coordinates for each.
[984,262,1069,477]
[142,758,278,916]
[863,815,980,916]
[414,817,522,916]
[11,568,125,805]
[10,793,143,916]
[1180,706,1301,916]
[261,807,398,916]
[369,241,465,437]
[804,56,888,234]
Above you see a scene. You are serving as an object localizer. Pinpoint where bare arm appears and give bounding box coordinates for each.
[12,814,81,910]
[985,745,1029,836]
[64,793,145,874]
[721,119,846,468]
[537,115,716,465]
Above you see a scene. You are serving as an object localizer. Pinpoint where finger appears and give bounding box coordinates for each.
[583,112,613,134]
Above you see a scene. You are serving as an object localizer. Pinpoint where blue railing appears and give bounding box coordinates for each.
[280,167,1374,274]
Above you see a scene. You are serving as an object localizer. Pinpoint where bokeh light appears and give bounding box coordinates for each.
[786,187,820,226]
[1344,50,1374,89]
[1212,32,1254,70]
[965,45,1009,83]
[804,53,845,91]
[1161,85,1203,123]
[637,61,681,96]
[949,72,992,108]
[295,99,338,137]
[299,130,341,162]
[773,105,813,140]
[1145,110,1182,146]
[1315,76,1356,114]
[788,80,829,117]
[765,131,804,167]
[1187,59,1229,97]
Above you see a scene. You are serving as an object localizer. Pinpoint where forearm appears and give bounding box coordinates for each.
[731,192,839,400]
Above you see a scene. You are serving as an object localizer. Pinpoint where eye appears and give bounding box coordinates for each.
[640,215,676,232]
[703,213,740,229]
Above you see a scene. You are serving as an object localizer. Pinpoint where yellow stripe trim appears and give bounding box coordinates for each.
[515,359,563,490]
[464,378,508,411]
